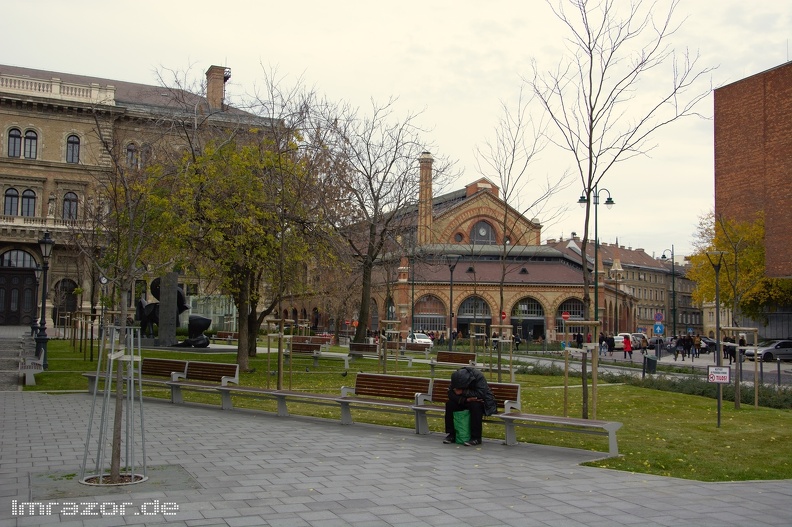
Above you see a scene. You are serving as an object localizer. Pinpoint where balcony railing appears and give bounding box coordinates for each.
[0,73,116,106]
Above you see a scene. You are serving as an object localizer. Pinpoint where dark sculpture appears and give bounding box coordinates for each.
[137,277,211,348]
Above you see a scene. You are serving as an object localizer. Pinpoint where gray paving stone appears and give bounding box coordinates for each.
[1,374,791,526]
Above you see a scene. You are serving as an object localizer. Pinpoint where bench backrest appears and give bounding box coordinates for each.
[385,341,401,350]
[350,373,432,400]
[349,342,378,354]
[184,361,239,385]
[430,379,521,410]
[290,342,322,353]
[141,358,187,378]
[216,331,238,339]
[435,351,476,364]
[405,342,431,351]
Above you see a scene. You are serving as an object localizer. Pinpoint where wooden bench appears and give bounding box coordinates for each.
[429,351,476,375]
[338,372,432,427]
[286,340,352,369]
[405,342,432,358]
[83,357,188,393]
[292,335,333,351]
[19,358,43,386]
[348,342,379,360]
[167,361,240,404]
[211,331,239,343]
[412,378,521,435]
[286,341,323,367]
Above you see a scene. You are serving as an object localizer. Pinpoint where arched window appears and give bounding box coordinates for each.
[62,192,78,220]
[4,188,19,216]
[555,298,586,333]
[412,295,446,333]
[66,135,80,163]
[23,130,37,159]
[1,249,36,268]
[512,297,545,318]
[21,189,36,217]
[7,128,21,157]
[126,143,138,168]
[470,221,496,245]
[140,143,152,165]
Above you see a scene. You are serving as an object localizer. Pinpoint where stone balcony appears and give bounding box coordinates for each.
[0,73,115,106]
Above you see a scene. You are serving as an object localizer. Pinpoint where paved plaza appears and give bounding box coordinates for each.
[1,327,791,526]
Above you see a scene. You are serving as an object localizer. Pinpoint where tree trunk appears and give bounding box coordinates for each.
[354,258,374,342]
[109,285,130,482]
[235,279,250,372]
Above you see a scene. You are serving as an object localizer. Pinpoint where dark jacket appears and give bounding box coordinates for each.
[449,366,497,416]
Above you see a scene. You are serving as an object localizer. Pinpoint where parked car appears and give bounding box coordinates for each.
[699,337,717,354]
[616,332,635,350]
[408,332,433,348]
[647,336,665,350]
[632,333,648,349]
[743,339,792,362]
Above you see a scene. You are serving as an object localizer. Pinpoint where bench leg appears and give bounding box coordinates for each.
[339,401,353,425]
[608,430,619,457]
[171,385,183,404]
[275,395,289,417]
[220,391,233,410]
[343,357,350,370]
[313,356,319,368]
[24,371,36,386]
[503,420,518,446]
[414,410,430,435]
[86,376,96,394]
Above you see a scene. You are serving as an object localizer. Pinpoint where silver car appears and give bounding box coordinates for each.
[743,339,792,362]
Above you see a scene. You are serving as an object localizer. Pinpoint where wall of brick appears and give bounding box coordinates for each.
[714,62,792,278]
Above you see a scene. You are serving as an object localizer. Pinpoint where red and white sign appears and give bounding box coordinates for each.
[561,311,570,321]
[708,366,731,384]
[501,311,507,320]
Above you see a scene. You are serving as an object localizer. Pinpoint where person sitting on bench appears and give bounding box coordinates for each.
[443,366,496,447]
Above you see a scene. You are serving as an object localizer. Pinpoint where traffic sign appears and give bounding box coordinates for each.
[562,311,570,321]
[654,312,664,322]
[501,311,507,320]
[653,323,664,335]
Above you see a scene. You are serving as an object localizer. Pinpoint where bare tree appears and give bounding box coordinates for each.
[316,98,453,342]
[475,86,571,319]
[475,86,571,379]
[529,0,713,319]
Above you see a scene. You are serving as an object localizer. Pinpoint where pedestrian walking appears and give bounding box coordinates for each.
[624,335,633,360]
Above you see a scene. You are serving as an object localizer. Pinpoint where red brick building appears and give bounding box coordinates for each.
[714,61,792,278]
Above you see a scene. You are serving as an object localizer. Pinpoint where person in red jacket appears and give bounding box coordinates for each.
[624,335,633,360]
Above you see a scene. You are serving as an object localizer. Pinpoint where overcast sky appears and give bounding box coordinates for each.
[5,0,790,260]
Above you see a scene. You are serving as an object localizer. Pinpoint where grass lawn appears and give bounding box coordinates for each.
[27,339,792,482]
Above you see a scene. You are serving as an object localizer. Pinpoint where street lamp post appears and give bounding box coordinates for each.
[446,254,462,351]
[31,265,42,337]
[36,232,55,370]
[706,250,726,428]
[578,187,615,322]
[610,259,624,334]
[661,246,677,338]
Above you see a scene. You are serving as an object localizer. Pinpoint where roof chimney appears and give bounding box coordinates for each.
[417,152,434,246]
[206,65,231,110]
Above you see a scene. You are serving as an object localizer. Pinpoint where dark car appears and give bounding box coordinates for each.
[647,337,665,350]
[699,337,717,354]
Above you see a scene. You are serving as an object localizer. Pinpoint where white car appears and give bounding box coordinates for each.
[408,332,433,347]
